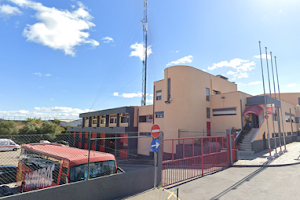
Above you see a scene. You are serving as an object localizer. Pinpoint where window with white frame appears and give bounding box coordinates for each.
[110,116,117,123]
[155,112,164,118]
[100,117,106,124]
[156,90,162,100]
[285,114,290,122]
[92,118,97,124]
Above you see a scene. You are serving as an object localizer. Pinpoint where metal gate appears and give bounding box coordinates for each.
[162,134,235,187]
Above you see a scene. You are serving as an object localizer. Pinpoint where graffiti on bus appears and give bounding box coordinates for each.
[24,164,55,189]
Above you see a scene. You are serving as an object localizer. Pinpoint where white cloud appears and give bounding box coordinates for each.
[113,92,153,98]
[236,61,255,71]
[146,99,153,104]
[248,81,261,85]
[9,0,99,56]
[45,74,51,76]
[50,98,53,101]
[227,70,237,75]
[203,69,206,72]
[286,83,297,88]
[34,106,90,113]
[238,82,246,86]
[279,10,282,12]
[0,106,91,119]
[237,72,249,79]
[208,58,250,71]
[254,54,271,59]
[0,4,22,15]
[166,55,193,67]
[33,72,42,76]
[102,36,114,43]
[212,58,254,79]
[129,42,152,60]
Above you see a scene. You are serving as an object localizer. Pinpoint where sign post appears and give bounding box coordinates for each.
[150,124,160,188]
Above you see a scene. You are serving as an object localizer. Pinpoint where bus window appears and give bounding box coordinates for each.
[69,160,116,182]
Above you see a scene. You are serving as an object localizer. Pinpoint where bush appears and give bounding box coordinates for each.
[40,122,59,134]
[53,119,60,125]
[26,117,42,124]
[0,121,18,135]
[19,122,40,135]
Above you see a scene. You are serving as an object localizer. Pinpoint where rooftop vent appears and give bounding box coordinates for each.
[216,75,228,80]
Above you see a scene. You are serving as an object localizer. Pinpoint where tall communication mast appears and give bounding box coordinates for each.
[141,0,148,106]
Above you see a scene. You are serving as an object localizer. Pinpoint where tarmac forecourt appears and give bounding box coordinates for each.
[123,142,300,200]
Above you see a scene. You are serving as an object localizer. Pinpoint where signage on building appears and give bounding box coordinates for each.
[266,104,275,114]
[151,124,160,138]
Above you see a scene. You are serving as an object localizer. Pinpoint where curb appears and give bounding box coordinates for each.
[233,161,300,167]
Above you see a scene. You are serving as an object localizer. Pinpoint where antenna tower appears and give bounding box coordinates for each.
[141,0,148,106]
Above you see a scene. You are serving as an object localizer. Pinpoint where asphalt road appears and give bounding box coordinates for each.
[0,150,20,166]
[171,165,300,200]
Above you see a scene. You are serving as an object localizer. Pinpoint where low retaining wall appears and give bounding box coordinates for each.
[3,167,155,200]
[252,135,297,154]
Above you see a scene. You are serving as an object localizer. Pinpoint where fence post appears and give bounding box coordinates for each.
[87,131,91,180]
[201,138,204,176]
[226,129,232,167]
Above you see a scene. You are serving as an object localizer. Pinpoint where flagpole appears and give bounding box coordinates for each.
[265,47,278,157]
[274,56,287,152]
[259,42,272,159]
[270,51,283,155]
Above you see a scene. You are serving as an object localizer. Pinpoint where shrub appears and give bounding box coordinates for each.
[0,121,18,135]
[40,122,59,134]
[19,122,40,135]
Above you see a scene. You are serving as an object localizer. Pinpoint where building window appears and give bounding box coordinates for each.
[291,116,295,123]
[213,107,237,116]
[207,108,210,119]
[121,116,129,123]
[100,117,106,124]
[140,132,151,136]
[168,78,171,100]
[92,118,97,124]
[213,90,220,95]
[139,116,146,122]
[285,115,290,122]
[110,116,117,123]
[156,90,162,100]
[139,115,152,122]
[85,118,89,127]
[155,112,164,118]
[206,88,210,101]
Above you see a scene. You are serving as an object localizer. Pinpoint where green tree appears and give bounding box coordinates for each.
[19,122,40,135]
[0,121,18,135]
[40,122,59,134]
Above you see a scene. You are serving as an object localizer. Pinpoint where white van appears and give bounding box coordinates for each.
[0,139,20,151]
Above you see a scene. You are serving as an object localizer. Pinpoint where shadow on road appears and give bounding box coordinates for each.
[209,159,273,200]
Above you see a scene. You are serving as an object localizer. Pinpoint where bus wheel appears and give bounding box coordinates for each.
[13,148,17,151]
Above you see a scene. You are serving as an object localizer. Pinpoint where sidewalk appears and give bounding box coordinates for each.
[234,141,300,166]
[122,188,178,200]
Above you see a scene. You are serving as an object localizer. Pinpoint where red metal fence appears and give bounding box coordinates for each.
[162,134,235,187]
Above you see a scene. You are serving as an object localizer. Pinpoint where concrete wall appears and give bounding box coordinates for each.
[5,167,156,200]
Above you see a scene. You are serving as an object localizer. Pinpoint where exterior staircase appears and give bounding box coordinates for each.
[238,128,258,155]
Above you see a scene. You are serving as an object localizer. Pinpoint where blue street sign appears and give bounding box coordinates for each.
[150,139,160,152]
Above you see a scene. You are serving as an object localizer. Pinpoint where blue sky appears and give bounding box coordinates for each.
[0,0,299,119]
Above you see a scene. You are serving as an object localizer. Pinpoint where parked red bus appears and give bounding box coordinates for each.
[16,143,122,192]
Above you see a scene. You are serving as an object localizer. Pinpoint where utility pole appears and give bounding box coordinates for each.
[141,0,148,106]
